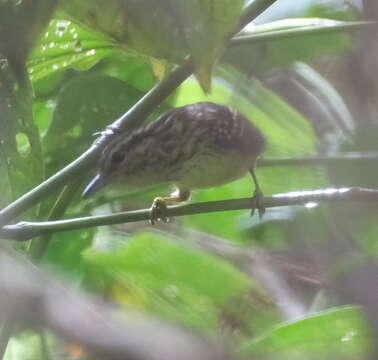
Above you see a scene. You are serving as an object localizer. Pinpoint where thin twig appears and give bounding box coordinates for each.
[30,178,83,261]
[2,187,377,241]
[258,152,378,167]
[231,21,376,46]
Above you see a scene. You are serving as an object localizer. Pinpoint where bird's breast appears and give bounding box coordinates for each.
[177,150,255,190]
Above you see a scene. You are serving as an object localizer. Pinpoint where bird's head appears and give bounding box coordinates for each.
[82,138,129,198]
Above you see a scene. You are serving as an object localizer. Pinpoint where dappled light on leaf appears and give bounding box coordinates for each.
[28,19,117,81]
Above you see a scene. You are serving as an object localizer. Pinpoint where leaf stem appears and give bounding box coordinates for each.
[2,187,377,241]
[231,21,376,46]
[258,152,378,167]
[30,179,83,261]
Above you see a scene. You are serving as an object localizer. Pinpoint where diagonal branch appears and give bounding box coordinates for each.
[2,187,377,241]
[258,152,378,167]
[231,21,376,46]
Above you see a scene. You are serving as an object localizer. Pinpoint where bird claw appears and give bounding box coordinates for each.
[149,197,170,225]
[251,189,265,219]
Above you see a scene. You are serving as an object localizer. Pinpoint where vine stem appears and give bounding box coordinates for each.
[258,152,378,167]
[30,178,83,261]
[2,187,377,241]
[231,21,376,46]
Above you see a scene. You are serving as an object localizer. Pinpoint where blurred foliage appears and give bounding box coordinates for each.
[241,306,372,359]
[4,332,55,360]
[1,0,378,359]
[83,231,262,332]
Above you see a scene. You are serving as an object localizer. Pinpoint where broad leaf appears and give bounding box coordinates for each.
[241,306,371,360]
[83,231,252,331]
[57,0,246,92]
[43,74,145,176]
[0,63,43,210]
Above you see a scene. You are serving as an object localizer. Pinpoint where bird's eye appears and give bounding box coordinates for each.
[111,151,124,164]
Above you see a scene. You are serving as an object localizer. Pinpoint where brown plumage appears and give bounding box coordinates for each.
[83,102,266,223]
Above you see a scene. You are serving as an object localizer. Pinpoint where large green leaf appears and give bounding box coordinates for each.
[4,331,55,360]
[241,306,372,360]
[83,231,252,331]
[0,0,56,210]
[41,228,93,279]
[0,63,43,211]
[57,0,246,91]
[42,74,145,177]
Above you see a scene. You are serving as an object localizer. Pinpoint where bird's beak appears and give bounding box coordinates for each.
[82,173,106,198]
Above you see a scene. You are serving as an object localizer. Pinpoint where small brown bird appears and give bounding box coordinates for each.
[82,102,266,223]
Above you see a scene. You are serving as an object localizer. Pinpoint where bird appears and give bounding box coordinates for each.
[82,102,266,224]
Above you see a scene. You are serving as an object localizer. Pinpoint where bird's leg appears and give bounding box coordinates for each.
[149,188,191,225]
[249,167,265,219]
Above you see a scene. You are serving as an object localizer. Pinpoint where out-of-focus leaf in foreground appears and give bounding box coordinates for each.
[241,306,372,360]
[57,0,246,92]
[83,231,252,331]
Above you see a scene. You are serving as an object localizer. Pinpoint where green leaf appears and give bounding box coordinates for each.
[241,306,372,360]
[0,1,55,210]
[83,231,252,330]
[57,0,246,92]
[4,331,55,360]
[42,228,93,279]
[287,62,354,139]
[43,74,144,176]
[57,0,128,43]
[168,0,245,91]
[28,19,118,82]
[0,63,43,210]
[94,52,157,93]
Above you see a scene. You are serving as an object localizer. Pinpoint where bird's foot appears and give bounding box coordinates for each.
[149,197,169,225]
[251,189,265,219]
